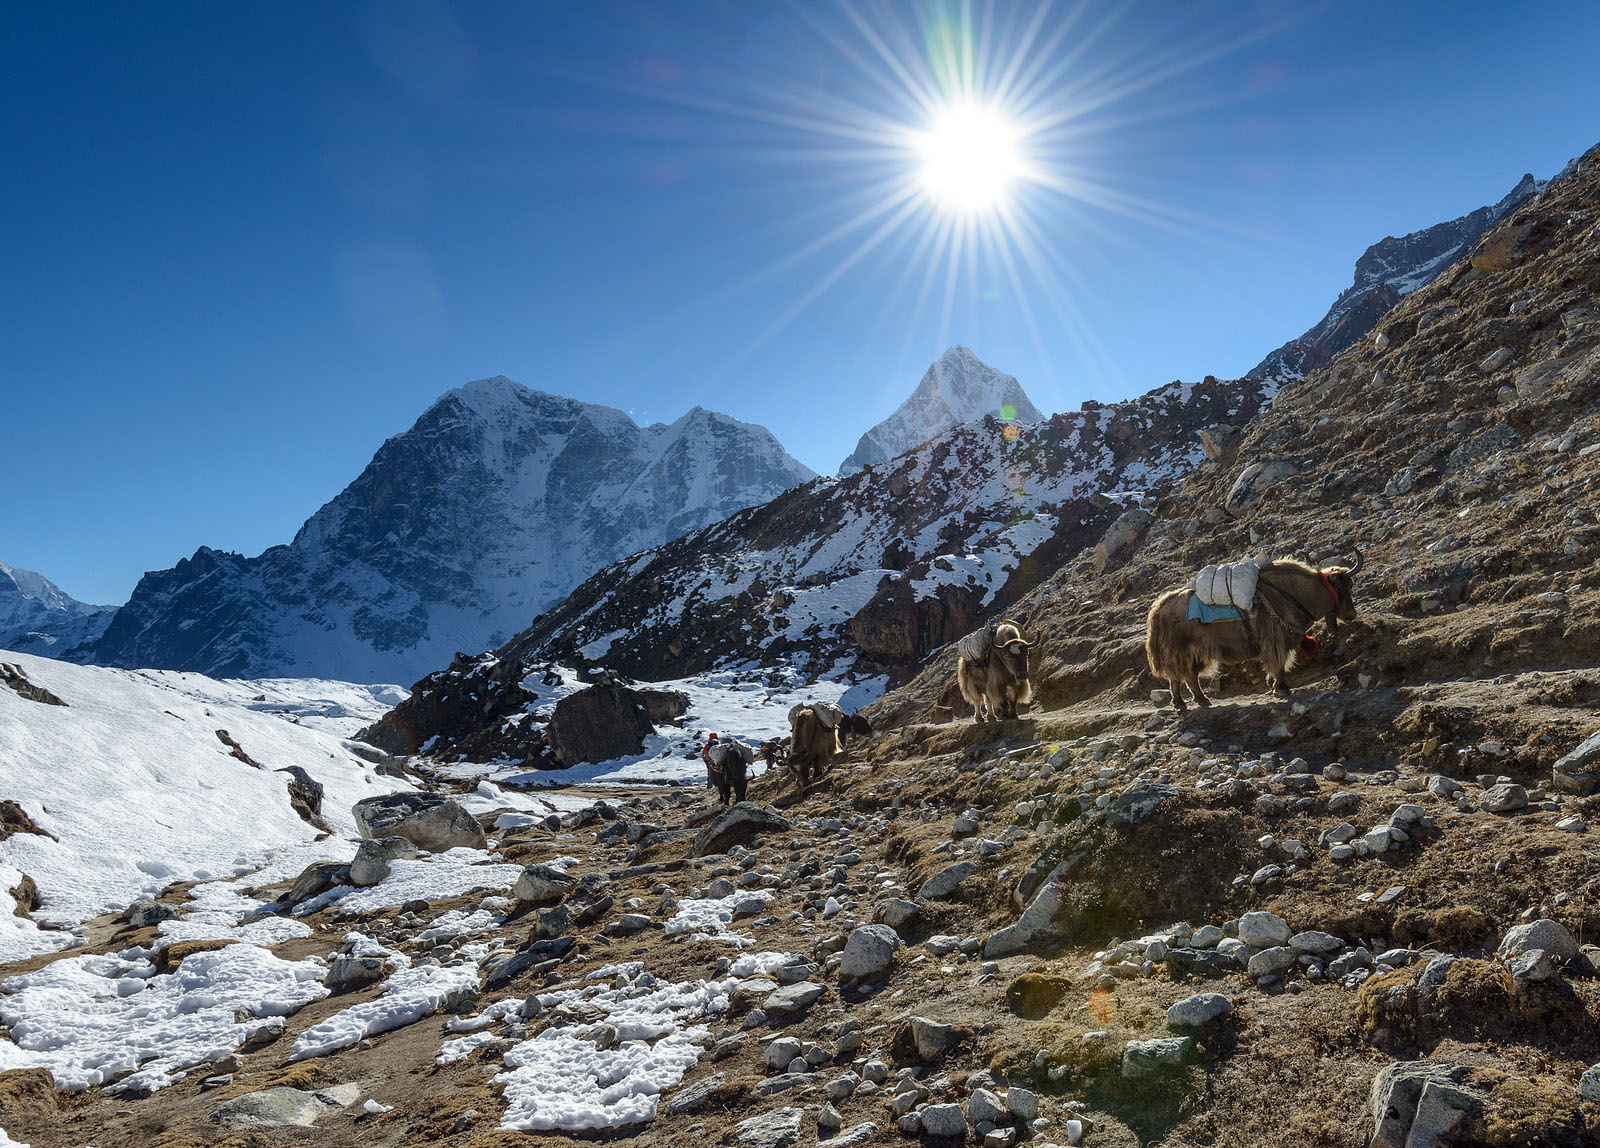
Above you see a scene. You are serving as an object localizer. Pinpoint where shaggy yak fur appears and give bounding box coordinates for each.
[958,619,1035,722]
[705,739,756,806]
[1147,553,1362,711]
[787,706,841,787]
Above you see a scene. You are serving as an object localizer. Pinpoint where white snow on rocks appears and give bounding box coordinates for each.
[289,962,480,1062]
[0,943,328,1092]
[0,651,411,962]
[291,849,524,917]
[665,890,774,940]
[497,964,739,1131]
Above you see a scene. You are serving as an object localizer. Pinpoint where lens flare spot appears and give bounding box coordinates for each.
[999,404,1018,422]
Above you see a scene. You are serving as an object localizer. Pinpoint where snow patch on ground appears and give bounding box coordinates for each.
[664,891,774,941]
[289,962,480,1062]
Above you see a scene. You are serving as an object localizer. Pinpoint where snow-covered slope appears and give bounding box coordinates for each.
[839,346,1042,474]
[1249,172,1548,383]
[79,378,816,684]
[0,562,115,657]
[0,651,412,963]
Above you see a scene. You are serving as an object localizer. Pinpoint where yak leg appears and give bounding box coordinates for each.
[1165,677,1187,712]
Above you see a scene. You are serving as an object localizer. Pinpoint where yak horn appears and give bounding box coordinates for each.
[1346,547,1364,575]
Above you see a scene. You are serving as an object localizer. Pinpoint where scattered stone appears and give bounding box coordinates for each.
[1005,1087,1038,1122]
[351,793,486,852]
[765,981,826,1016]
[324,955,387,993]
[1498,919,1579,962]
[349,836,418,888]
[1247,947,1296,978]
[209,1085,360,1129]
[666,1073,726,1115]
[1121,1037,1193,1077]
[692,803,793,858]
[1368,1062,1483,1148]
[919,861,979,900]
[1237,911,1291,948]
[966,1088,1010,1126]
[1166,992,1232,1029]
[123,898,180,927]
[1477,783,1528,813]
[819,1123,879,1148]
[514,863,578,905]
[839,924,901,979]
[736,1106,803,1148]
[919,1103,968,1140]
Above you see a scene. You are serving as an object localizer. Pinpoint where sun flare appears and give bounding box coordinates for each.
[911,100,1026,215]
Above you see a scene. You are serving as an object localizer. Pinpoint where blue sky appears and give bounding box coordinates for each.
[4,0,1598,605]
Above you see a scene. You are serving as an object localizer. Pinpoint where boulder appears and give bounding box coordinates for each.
[638,688,690,725]
[284,861,351,907]
[1497,919,1579,962]
[818,1123,878,1148]
[900,1016,962,1064]
[918,861,978,900]
[1368,1061,1483,1148]
[1237,911,1291,948]
[349,836,418,887]
[1477,783,1528,813]
[350,793,486,852]
[736,1106,803,1148]
[1552,730,1600,794]
[123,898,180,927]
[877,898,920,931]
[919,1103,968,1140]
[278,766,327,827]
[1092,508,1154,573]
[764,981,826,1016]
[839,924,901,979]
[1470,220,1534,273]
[691,802,792,858]
[514,863,578,905]
[209,1085,359,1129]
[547,685,656,767]
[1225,460,1298,518]
[324,955,387,993]
[1104,783,1176,830]
[665,1072,725,1115]
[1121,1037,1193,1077]
[965,1088,1009,1126]
[983,881,1065,958]
[1166,992,1233,1029]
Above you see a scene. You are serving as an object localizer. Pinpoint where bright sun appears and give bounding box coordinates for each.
[912,100,1026,215]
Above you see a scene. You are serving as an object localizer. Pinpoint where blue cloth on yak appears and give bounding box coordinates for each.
[1187,594,1244,624]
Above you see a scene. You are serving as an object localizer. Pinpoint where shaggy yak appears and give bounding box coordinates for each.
[1146,551,1363,711]
[957,619,1036,722]
[703,735,756,806]
[787,703,842,787]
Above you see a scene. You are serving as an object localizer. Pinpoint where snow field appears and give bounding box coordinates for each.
[0,652,412,962]
[289,962,481,1062]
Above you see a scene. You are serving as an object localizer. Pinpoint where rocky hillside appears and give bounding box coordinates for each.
[360,365,1273,762]
[840,346,1043,475]
[76,378,815,683]
[0,561,115,657]
[1249,171,1548,384]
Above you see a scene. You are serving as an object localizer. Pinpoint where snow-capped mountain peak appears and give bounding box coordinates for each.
[839,346,1042,474]
[0,561,116,657]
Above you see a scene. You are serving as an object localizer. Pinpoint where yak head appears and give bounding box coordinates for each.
[993,620,1035,681]
[1320,548,1364,627]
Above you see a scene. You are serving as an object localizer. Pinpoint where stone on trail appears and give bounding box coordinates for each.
[324,955,386,993]
[1368,1062,1483,1148]
[1477,783,1528,813]
[919,1103,968,1139]
[691,802,792,858]
[1552,730,1600,794]
[839,924,901,979]
[349,835,418,887]
[284,861,351,907]
[918,860,978,899]
[1498,918,1578,962]
[513,862,578,905]
[764,981,826,1016]
[1166,992,1233,1029]
[1236,911,1291,948]
[736,1106,804,1148]
[351,793,486,852]
[819,1123,879,1148]
[123,898,179,927]
[1121,1037,1193,1077]
[209,1084,360,1129]
[965,1087,1009,1125]
[665,1073,725,1115]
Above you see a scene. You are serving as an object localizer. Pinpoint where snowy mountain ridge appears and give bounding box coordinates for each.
[79,378,817,683]
[838,345,1042,474]
[0,561,116,657]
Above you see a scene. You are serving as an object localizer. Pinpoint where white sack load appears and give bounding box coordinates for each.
[787,701,845,729]
[1195,558,1260,610]
[957,627,994,663]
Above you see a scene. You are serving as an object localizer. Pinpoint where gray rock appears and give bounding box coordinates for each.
[752,1073,821,1097]
[1581,1063,1600,1103]
[1092,508,1154,572]
[324,955,387,993]
[1121,1037,1193,1077]
[965,1088,1009,1126]
[1190,924,1223,948]
[123,898,179,927]
[1498,918,1578,962]
[918,861,979,900]
[1552,730,1600,794]
[1368,1062,1482,1148]
[736,1106,804,1148]
[1236,911,1291,948]
[665,1073,725,1115]
[908,1016,960,1062]
[1166,992,1233,1029]
[692,803,793,858]
[839,924,901,979]
[1226,460,1298,517]
[1290,931,1342,954]
[1507,948,1557,983]
[877,898,920,931]
[349,835,418,887]
[819,1123,879,1148]
[209,1085,359,1129]
[284,861,350,907]
[1477,783,1528,813]
[983,881,1065,958]
[514,863,578,905]
[765,1036,803,1069]
[919,1103,968,1139]
[1247,946,1296,977]
[764,981,826,1016]
[1105,782,1176,829]
[1004,1087,1038,1121]
[351,793,486,852]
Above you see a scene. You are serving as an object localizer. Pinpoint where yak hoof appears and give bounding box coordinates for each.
[1195,696,1212,709]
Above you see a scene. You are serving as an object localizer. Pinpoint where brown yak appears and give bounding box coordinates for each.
[957,619,1036,722]
[787,703,841,786]
[1146,551,1362,711]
